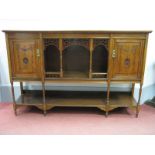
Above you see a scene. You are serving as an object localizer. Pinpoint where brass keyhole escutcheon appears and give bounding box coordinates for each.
[112,50,116,58]
[36,49,40,57]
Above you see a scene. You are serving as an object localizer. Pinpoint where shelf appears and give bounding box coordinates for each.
[16,91,106,106]
[16,91,43,106]
[91,72,107,79]
[63,71,89,78]
[46,72,61,74]
[109,92,136,108]
[16,91,137,111]
[45,72,107,80]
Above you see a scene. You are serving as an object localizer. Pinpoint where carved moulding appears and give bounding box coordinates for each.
[63,39,90,50]
[93,39,109,49]
[44,39,59,48]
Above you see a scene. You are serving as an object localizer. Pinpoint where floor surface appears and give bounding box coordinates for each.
[0,103,155,135]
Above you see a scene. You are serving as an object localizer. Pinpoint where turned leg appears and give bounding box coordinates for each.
[136,83,143,118]
[130,83,135,113]
[42,81,46,116]
[20,82,24,95]
[11,81,17,116]
[106,82,110,117]
[20,82,24,103]
[131,83,135,97]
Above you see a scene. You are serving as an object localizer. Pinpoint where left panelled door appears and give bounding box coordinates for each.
[9,40,41,79]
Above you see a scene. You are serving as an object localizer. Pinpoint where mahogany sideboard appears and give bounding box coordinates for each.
[3,30,152,117]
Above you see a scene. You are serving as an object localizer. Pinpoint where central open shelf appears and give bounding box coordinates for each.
[63,71,89,78]
[44,38,109,80]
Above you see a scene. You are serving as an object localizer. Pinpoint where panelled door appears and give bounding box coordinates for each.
[10,40,41,79]
[111,39,144,80]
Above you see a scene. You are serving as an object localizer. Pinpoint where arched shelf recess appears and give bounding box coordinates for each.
[92,45,108,78]
[44,45,60,78]
[63,45,90,78]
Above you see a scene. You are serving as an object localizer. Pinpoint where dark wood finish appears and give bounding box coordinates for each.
[3,30,151,116]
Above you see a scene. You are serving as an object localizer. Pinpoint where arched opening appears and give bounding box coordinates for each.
[63,45,90,78]
[44,45,60,72]
[92,45,108,72]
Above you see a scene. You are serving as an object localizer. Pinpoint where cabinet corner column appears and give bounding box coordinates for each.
[42,80,46,116]
[106,34,112,117]
[106,81,110,117]
[131,83,135,97]
[20,82,24,95]
[89,38,93,79]
[59,38,63,78]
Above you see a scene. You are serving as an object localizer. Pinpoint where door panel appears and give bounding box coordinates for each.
[10,40,41,79]
[111,39,144,80]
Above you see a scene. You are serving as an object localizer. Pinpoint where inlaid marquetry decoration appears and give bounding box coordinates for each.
[20,46,32,52]
[131,45,139,53]
[63,39,90,50]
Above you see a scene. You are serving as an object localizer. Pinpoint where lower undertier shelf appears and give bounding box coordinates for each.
[16,91,137,111]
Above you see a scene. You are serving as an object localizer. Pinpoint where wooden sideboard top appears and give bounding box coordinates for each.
[2,30,152,33]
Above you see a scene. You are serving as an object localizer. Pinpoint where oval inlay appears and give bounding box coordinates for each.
[23,57,29,64]
[22,48,27,52]
[124,58,130,66]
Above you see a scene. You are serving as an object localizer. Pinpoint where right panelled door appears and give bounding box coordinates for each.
[111,39,144,80]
